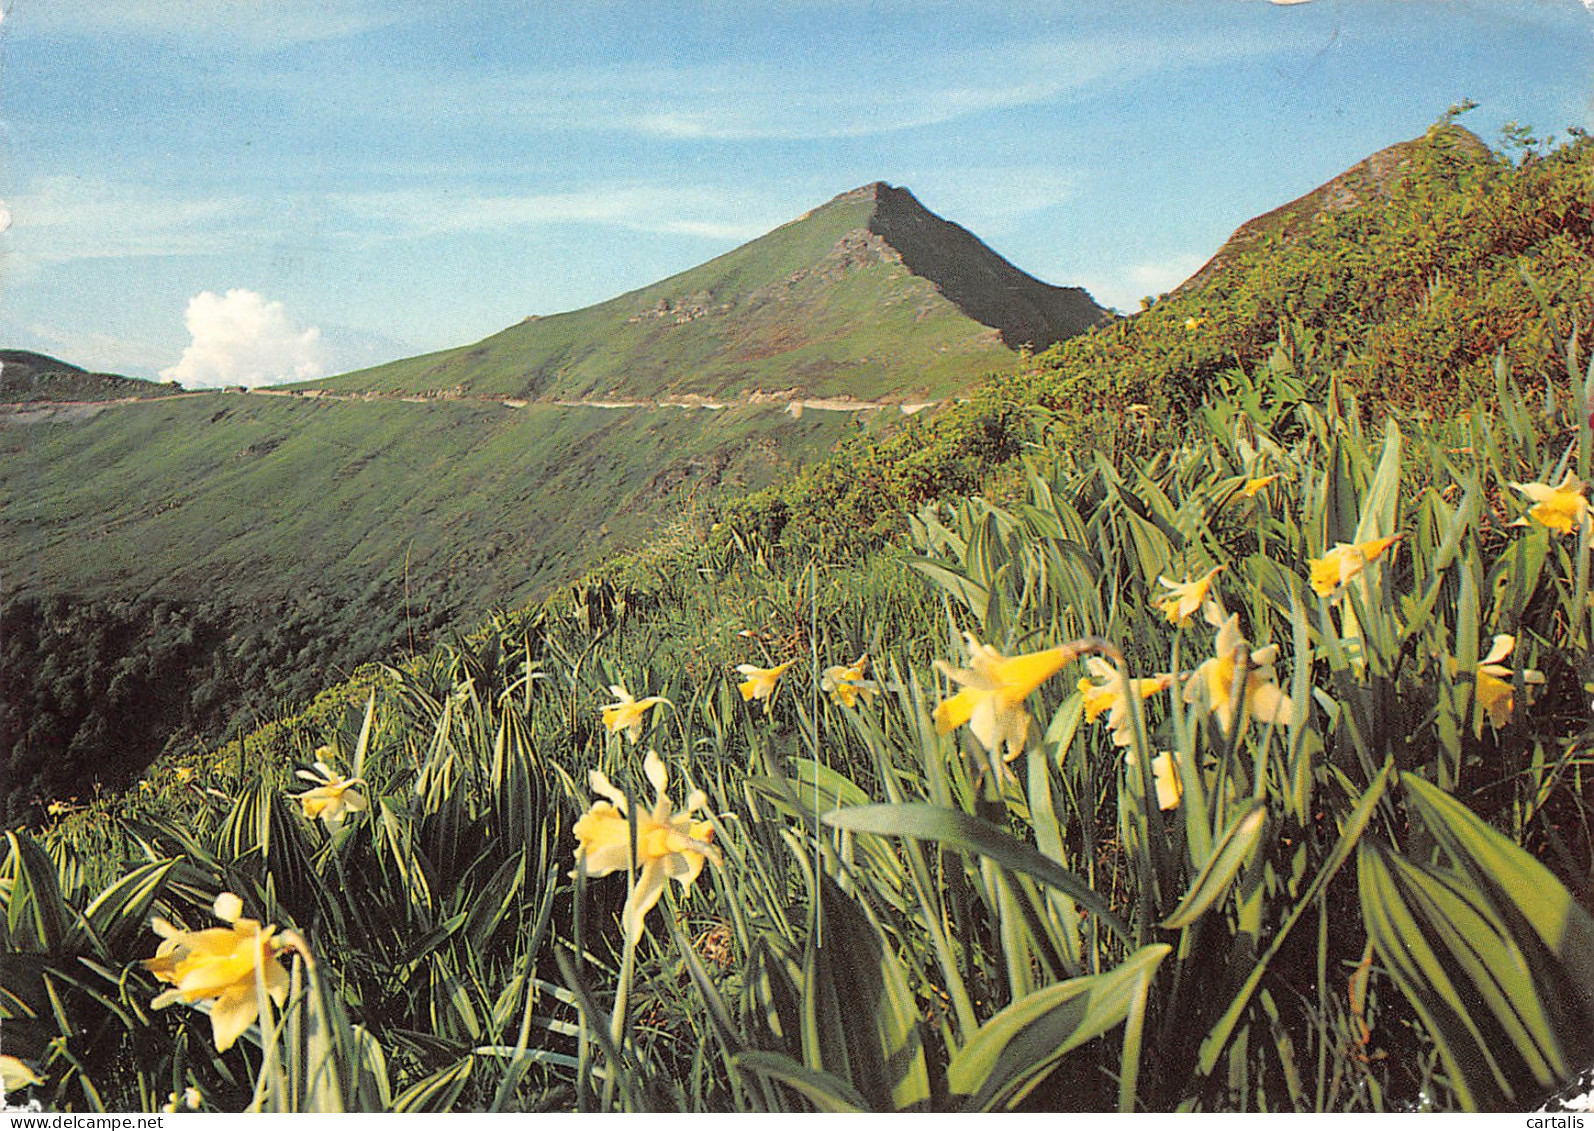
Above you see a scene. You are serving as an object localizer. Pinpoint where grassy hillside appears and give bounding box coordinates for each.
[1005,117,1593,425]
[11,114,1594,1115]
[315,183,1107,403]
[2,395,858,601]
[1174,125,1495,294]
[0,180,1109,817]
[0,349,175,403]
[0,393,872,819]
[20,310,1594,1113]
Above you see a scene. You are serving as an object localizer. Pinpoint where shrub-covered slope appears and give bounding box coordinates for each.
[712,120,1594,555]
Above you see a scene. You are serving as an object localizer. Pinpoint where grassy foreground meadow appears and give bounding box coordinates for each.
[6,120,1594,1113]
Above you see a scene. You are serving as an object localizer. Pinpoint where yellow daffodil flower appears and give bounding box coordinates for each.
[46,799,74,817]
[1308,534,1402,600]
[1078,657,1173,748]
[291,761,368,829]
[934,634,1086,761]
[1183,316,1206,330]
[821,654,879,708]
[0,1054,44,1093]
[1511,471,1591,534]
[1154,566,1224,625]
[174,766,196,785]
[601,684,671,744]
[1184,603,1294,736]
[143,892,309,1053]
[1125,750,1184,810]
[1473,634,1546,737]
[737,661,793,708]
[161,1087,202,1113]
[1241,474,1280,498]
[572,749,722,944]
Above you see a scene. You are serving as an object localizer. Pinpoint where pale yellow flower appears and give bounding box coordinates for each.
[0,1054,44,1093]
[935,634,1085,761]
[161,1087,201,1113]
[1154,566,1224,625]
[1309,535,1401,600]
[1241,474,1280,498]
[143,892,308,1053]
[1183,316,1206,330]
[736,661,793,708]
[572,750,721,944]
[1126,750,1184,810]
[601,684,671,744]
[1473,634,1546,737]
[821,655,878,708]
[291,761,368,830]
[174,766,196,785]
[46,799,75,817]
[1512,471,1590,535]
[1184,603,1293,736]
[1078,657,1173,748]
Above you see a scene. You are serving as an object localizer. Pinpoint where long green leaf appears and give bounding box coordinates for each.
[734,1050,868,1112]
[1197,761,1390,1076]
[800,872,930,1111]
[1160,801,1267,929]
[946,944,1170,1110]
[824,803,1130,945]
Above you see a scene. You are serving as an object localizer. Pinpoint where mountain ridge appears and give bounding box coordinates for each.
[0,350,172,404]
[1175,124,1493,294]
[312,182,1111,403]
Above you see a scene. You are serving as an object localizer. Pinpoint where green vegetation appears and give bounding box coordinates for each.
[709,118,1594,557]
[0,179,1107,816]
[6,116,1594,1113]
[0,351,174,403]
[13,326,1594,1111]
[1007,118,1593,423]
[315,183,1106,403]
[0,396,863,820]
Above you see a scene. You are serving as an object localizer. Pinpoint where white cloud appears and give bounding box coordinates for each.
[6,176,257,264]
[242,28,1288,144]
[161,289,326,388]
[1075,254,1210,314]
[10,0,420,51]
[326,184,780,244]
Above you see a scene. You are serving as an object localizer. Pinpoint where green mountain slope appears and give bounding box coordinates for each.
[2,395,864,611]
[0,393,867,817]
[2,178,1105,817]
[314,182,1109,402]
[1,349,174,403]
[700,119,1594,560]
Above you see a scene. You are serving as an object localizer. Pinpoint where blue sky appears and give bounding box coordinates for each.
[1,1,1591,385]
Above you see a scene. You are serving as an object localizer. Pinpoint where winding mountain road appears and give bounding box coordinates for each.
[0,385,939,425]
